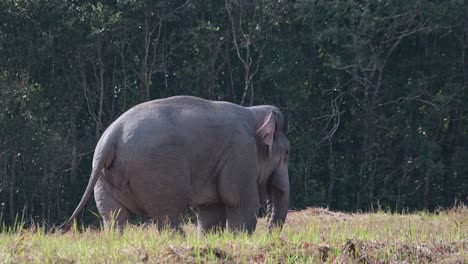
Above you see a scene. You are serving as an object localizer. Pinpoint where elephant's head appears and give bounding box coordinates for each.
[250,106,290,231]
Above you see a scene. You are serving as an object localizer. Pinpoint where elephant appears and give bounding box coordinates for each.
[59,96,290,234]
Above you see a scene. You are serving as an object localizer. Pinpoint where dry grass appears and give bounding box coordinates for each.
[0,206,466,263]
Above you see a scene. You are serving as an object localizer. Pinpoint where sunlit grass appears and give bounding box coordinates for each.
[0,206,466,263]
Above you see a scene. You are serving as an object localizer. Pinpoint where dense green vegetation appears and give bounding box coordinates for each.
[0,0,467,226]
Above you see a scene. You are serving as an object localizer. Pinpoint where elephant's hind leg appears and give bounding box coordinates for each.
[197,203,226,233]
[152,214,183,234]
[94,179,133,231]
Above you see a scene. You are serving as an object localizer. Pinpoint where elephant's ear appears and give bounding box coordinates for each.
[257,110,278,158]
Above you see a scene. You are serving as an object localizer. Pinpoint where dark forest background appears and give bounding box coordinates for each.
[0,0,467,227]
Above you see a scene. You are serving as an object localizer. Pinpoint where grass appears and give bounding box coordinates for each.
[0,207,466,263]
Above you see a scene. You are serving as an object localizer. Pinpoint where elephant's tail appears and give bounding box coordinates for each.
[59,129,117,233]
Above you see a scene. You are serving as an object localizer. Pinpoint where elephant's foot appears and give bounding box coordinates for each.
[102,208,132,232]
[226,207,258,235]
[151,215,184,234]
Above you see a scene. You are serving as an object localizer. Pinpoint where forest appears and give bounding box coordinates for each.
[0,0,466,227]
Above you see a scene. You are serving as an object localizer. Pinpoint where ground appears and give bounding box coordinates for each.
[0,206,466,263]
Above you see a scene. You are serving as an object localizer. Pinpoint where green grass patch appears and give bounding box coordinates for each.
[0,206,466,263]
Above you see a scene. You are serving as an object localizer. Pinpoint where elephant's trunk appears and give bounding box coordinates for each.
[266,172,289,230]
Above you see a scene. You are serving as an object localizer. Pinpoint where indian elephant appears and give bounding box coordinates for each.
[60,96,290,234]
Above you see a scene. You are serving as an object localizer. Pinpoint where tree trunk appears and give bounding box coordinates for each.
[140,12,163,101]
[70,110,78,183]
[120,44,129,109]
[355,192,360,211]
[327,143,336,209]
[424,176,430,209]
[142,11,151,101]
[9,154,16,223]
[96,43,105,139]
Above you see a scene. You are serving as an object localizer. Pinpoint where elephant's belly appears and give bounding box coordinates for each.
[126,165,193,218]
[125,170,222,217]
[111,142,223,217]
[190,176,222,206]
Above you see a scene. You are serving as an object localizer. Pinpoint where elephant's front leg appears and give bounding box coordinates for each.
[221,175,260,234]
[197,203,226,233]
[218,138,260,234]
[225,204,259,234]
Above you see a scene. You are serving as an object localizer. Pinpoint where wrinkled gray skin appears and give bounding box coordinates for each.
[60,96,290,234]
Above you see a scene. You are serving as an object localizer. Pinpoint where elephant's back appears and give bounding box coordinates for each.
[118,96,253,138]
[111,96,255,163]
[131,96,251,122]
